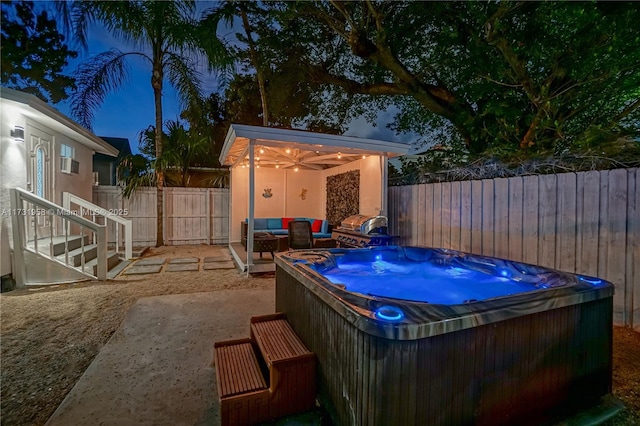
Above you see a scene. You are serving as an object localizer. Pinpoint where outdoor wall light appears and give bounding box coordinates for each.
[11,125,24,142]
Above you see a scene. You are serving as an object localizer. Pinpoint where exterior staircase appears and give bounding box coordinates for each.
[10,188,133,287]
[28,235,129,279]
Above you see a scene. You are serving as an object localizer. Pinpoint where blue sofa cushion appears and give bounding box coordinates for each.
[312,232,332,239]
[321,220,329,234]
[270,229,288,235]
[267,218,282,229]
[254,218,268,229]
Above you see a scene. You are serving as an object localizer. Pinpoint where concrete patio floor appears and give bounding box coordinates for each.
[44,289,325,426]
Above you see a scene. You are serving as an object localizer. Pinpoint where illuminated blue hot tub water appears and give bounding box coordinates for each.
[319,258,538,305]
[309,246,584,306]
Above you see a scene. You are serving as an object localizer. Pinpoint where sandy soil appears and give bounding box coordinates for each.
[1,245,639,426]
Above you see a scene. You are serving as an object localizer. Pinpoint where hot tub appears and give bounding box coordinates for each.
[275,246,614,426]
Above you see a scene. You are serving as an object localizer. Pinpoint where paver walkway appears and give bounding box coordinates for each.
[122,248,235,275]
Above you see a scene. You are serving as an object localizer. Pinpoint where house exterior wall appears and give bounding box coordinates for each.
[0,109,96,277]
[1,108,27,277]
[51,131,94,204]
[93,155,114,185]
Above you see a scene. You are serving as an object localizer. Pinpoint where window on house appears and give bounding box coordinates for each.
[60,144,74,158]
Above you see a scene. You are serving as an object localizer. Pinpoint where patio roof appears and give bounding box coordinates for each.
[220,124,410,170]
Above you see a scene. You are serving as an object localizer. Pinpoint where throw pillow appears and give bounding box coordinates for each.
[282,217,294,229]
[312,219,323,232]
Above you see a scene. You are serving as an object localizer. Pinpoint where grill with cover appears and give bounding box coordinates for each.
[331,214,396,247]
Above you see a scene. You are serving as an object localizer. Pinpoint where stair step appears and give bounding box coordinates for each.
[214,338,270,426]
[51,235,89,256]
[56,244,99,267]
[83,251,122,276]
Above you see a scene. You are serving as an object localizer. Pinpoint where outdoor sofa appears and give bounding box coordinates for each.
[241,217,332,250]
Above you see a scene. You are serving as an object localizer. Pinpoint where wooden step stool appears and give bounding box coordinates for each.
[250,313,316,419]
[214,338,270,426]
[214,313,316,426]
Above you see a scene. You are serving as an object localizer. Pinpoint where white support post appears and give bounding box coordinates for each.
[96,225,107,280]
[9,189,26,288]
[381,155,389,217]
[247,139,256,276]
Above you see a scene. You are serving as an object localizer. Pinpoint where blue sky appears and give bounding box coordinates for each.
[54,7,417,156]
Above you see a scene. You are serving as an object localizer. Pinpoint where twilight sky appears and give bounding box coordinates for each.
[54,6,417,156]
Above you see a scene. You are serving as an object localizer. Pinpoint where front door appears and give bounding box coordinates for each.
[26,126,53,239]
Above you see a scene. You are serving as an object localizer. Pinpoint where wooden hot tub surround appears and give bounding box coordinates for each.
[275,247,614,426]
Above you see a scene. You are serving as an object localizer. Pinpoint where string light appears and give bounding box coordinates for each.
[337,152,342,159]
[294,166,299,172]
[285,148,291,154]
[259,147,264,154]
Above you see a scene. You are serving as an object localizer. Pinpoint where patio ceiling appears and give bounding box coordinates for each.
[220,124,410,170]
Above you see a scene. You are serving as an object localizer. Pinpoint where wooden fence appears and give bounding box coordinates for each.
[388,168,639,330]
[93,186,229,247]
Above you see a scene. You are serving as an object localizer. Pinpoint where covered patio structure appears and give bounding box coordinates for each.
[219,124,409,274]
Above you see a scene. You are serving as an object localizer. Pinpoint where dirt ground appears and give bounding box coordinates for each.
[1,245,639,426]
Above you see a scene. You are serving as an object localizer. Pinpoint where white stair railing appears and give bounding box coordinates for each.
[9,188,107,286]
[62,192,132,260]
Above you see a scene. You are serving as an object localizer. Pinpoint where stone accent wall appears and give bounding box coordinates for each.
[326,170,359,225]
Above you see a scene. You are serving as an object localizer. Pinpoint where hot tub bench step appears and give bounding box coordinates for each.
[213,314,316,426]
[214,338,270,426]
[250,313,317,419]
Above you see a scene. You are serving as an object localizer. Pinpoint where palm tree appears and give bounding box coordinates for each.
[131,120,210,187]
[69,0,230,246]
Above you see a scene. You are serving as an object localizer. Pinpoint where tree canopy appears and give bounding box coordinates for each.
[1,0,77,103]
[229,1,639,157]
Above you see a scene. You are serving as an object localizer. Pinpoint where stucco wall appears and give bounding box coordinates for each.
[1,110,27,276]
[52,132,94,204]
[228,155,386,242]
[230,167,324,242]
[1,113,98,277]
